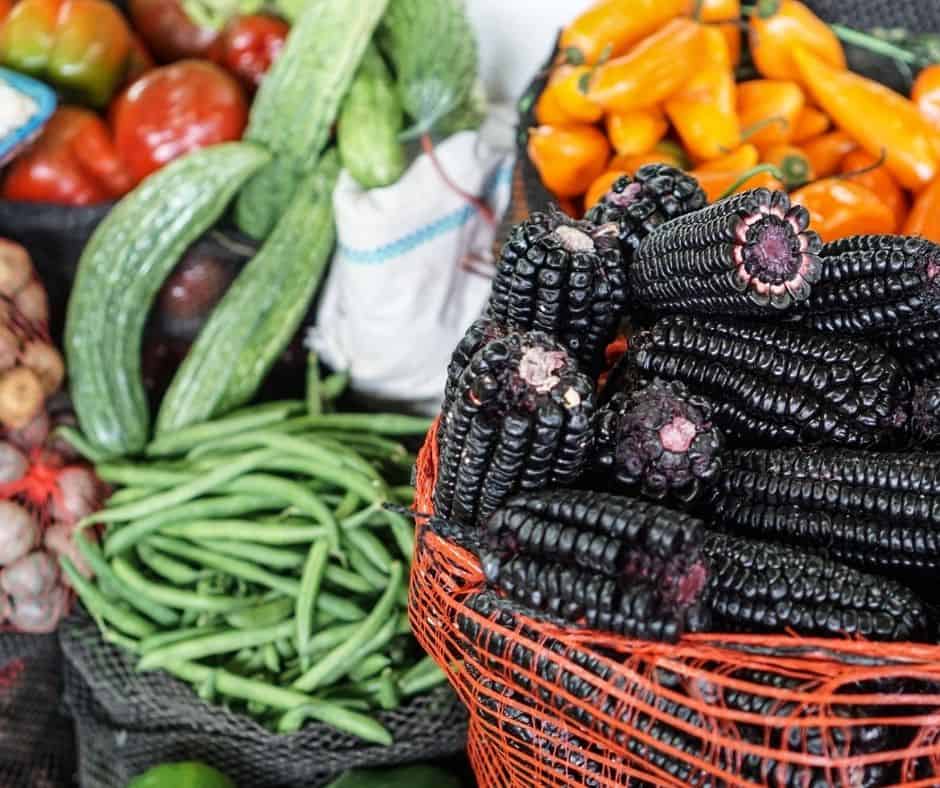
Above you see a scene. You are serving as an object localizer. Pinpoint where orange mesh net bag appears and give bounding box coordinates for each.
[410,423,940,787]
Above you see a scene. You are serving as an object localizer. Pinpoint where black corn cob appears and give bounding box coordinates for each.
[630,187,823,315]
[483,490,712,642]
[702,532,927,641]
[434,331,595,526]
[912,379,940,444]
[709,447,940,578]
[441,318,508,417]
[721,669,891,788]
[486,207,627,374]
[880,319,940,383]
[630,315,912,448]
[594,378,724,502]
[585,164,708,259]
[800,235,940,336]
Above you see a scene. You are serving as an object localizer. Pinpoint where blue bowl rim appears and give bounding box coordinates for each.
[0,67,58,164]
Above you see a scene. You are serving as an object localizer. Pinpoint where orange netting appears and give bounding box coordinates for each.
[410,422,940,787]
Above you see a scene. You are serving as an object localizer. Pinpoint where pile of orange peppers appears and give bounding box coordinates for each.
[529,0,940,243]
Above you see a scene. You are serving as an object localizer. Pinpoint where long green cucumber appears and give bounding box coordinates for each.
[65,143,270,456]
[235,0,388,238]
[157,149,341,433]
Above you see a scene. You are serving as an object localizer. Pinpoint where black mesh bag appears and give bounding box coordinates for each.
[0,632,76,788]
[61,614,468,788]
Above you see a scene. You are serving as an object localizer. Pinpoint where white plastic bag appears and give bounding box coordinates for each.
[308,129,513,414]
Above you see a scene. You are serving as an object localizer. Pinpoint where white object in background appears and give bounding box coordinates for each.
[308,130,514,414]
[466,0,594,102]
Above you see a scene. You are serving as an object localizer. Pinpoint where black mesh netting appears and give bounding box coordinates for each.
[60,613,468,788]
[0,632,76,788]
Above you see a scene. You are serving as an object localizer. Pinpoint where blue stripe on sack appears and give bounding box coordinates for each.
[338,161,515,265]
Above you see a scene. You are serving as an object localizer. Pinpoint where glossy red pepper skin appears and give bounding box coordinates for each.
[128,0,218,63]
[0,1,11,25]
[111,60,248,184]
[210,14,289,91]
[1,107,133,205]
[0,0,132,108]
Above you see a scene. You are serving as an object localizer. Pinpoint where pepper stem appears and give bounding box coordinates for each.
[835,147,888,180]
[754,0,781,19]
[777,154,812,189]
[831,24,920,64]
[718,164,786,200]
[738,115,789,143]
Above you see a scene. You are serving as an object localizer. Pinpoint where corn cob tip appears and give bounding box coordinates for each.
[913,380,940,443]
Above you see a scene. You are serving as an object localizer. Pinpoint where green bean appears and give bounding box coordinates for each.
[301,435,383,483]
[258,434,387,494]
[85,449,280,524]
[59,556,156,639]
[394,613,411,635]
[392,485,417,503]
[316,432,410,461]
[395,583,409,609]
[161,519,326,545]
[324,697,370,711]
[343,528,393,574]
[313,592,365,622]
[300,621,360,656]
[197,672,217,703]
[383,510,415,561]
[334,492,359,520]
[225,597,294,629]
[263,642,280,673]
[346,615,398,671]
[135,544,203,585]
[101,625,141,654]
[54,425,112,463]
[349,654,391,682]
[140,626,224,653]
[339,503,385,531]
[307,352,323,416]
[345,544,388,591]
[375,668,401,711]
[294,562,403,692]
[199,540,304,570]
[224,474,339,549]
[184,416,316,459]
[103,495,274,556]
[275,637,295,659]
[146,535,301,596]
[145,401,304,457]
[111,557,257,613]
[74,534,179,627]
[323,564,374,595]
[138,620,295,671]
[298,413,432,436]
[398,656,447,696]
[105,487,154,506]
[295,540,329,671]
[320,371,348,402]
[162,660,391,743]
[96,464,190,489]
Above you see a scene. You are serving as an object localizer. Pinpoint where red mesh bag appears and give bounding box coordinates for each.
[410,422,940,787]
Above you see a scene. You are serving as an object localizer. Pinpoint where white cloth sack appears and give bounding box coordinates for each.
[308,129,514,414]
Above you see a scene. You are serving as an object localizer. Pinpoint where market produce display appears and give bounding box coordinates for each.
[527,0,940,244]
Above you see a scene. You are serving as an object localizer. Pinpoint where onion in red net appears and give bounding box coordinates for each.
[1,550,59,599]
[0,442,28,484]
[8,584,67,633]
[0,501,39,566]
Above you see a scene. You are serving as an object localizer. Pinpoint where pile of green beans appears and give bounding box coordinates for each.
[63,394,445,746]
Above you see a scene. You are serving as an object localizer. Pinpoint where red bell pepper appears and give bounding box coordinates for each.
[0,1,11,26]
[111,60,248,183]
[124,32,156,86]
[210,14,289,91]
[1,107,133,205]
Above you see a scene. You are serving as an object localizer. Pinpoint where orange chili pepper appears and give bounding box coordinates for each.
[790,180,895,242]
[584,169,628,209]
[903,175,940,242]
[527,124,611,198]
[748,0,845,82]
[912,63,940,133]
[792,46,938,191]
[761,144,814,188]
[699,0,741,67]
[800,130,856,178]
[692,168,784,202]
[605,108,668,156]
[559,0,690,65]
[839,150,907,231]
[737,80,804,147]
[609,148,685,174]
[586,19,707,113]
[695,143,759,172]
[548,65,603,123]
[664,26,739,161]
[534,78,572,125]
[791,106,830,143]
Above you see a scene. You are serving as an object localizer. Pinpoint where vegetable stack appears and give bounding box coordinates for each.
[527,0,940,247]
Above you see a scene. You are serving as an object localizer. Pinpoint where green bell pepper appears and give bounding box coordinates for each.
[126,761,237,788]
